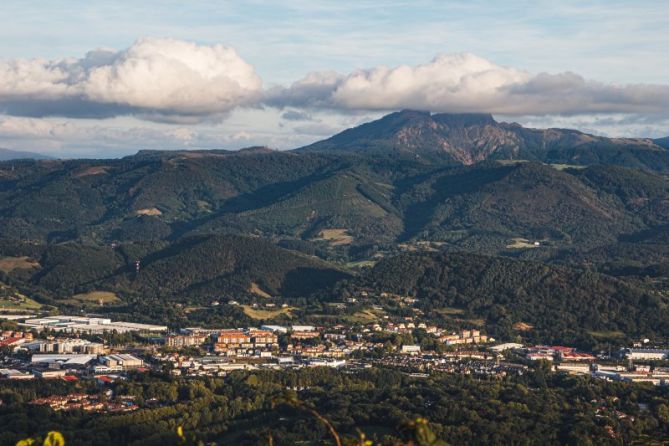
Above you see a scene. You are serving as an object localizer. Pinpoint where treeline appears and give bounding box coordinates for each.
[2,367,669,445]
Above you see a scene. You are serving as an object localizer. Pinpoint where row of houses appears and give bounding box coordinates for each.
[439,329,492,346]
[30,393,138,413]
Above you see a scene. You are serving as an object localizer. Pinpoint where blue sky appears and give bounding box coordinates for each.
[0,1,667,157]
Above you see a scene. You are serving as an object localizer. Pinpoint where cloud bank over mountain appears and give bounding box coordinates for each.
[0,38,668,156]
[0,38,263,123]
[2,41,667,123]
[267,53,669,116]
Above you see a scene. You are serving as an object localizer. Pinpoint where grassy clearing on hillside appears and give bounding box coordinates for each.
[436,307,465,316]
[550,163,587,171]
[0,294,41,310]
[0,256,40,273]
[241,305,294,320]
[72,165,110,177]
[249,282,272,298]
[135,207,162,216]
[311,308,383,324]
[196,200,212,212]
[345,260,377,269]
[346,309,381,323]
[313,228,354,246]
[513,322,534,331]
[68,291,121,305]
[458,318,485,327]
[506,238,541,249]
[588,330,626,340]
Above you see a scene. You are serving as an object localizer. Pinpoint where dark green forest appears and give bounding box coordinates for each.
[2,367,669,446]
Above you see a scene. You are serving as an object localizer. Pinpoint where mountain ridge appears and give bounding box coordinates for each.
[298,110,667,170]
[0,147,54,161]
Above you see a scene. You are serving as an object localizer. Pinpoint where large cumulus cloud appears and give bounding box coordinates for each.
[1,43,668,126]
[0,38,262,122]
[267,53,669,116]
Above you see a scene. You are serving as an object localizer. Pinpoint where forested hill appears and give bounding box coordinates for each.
[355,251,669,346]
[0,234,350,302]
[655,136,669,149]
[2,150,669,266]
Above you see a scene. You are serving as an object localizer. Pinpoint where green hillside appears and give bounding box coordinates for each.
[0,235,351,303]
[356,251,669,346]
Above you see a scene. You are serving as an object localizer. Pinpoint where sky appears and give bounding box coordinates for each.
[0,0,667,158]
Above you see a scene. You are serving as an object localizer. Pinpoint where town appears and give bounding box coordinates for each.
[2,310,669,413]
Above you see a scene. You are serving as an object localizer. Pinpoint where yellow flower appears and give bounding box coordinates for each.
[43,432,65,446]
[15,439,35,446]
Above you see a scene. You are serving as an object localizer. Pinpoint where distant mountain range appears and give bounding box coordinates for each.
[0,148,53,161]
[300,110,669,171]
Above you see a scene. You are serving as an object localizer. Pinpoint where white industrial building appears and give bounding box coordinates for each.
[625,349,669,361]
[261,325,288,333]
[30,354,98,368]
[491,343,524,352]
[0,369,34,380]
[20,316,167,334]
[401,345,421,354]
[100,354,143,370]
[291,325,316,332]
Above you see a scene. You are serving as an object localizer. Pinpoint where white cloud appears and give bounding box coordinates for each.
[267,53,669,116]
[0,38,262,122]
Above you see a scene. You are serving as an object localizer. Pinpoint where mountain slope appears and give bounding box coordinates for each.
[300,110,669,171]
[655,136,669,149]
[0,235,351,301]
[359,250,669,345]
[2,151,669,262]
[394,162,669,252]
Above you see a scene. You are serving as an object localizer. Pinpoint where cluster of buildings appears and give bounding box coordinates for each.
[213,328,278,355]
[522,345,596,362]
[368,354,528,378]
[22,337,105,354]
[164,325,324,358]
[558,362,669,386]
[0,350,145,380]
[0,327,145,380]
[439,329,492,346]
[0,329,33,348]
[370,321,438,334]
[3,311,669,387]
[4,352,145,380]
[30,393,138,413]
